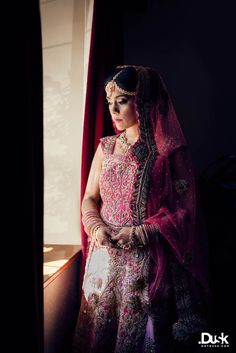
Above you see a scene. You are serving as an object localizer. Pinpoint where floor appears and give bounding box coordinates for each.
[43,244,81,282]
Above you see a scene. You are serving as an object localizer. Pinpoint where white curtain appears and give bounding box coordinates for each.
[40,0,94,244]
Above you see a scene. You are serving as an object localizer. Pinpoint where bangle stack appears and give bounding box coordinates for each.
[82,209,105,239]
[135,223,161,245]
[93,225,101,243]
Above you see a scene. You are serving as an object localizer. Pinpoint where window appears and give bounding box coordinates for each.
[40,0,93,245]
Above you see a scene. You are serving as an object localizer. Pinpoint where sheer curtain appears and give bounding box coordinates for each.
[41,0,94,245]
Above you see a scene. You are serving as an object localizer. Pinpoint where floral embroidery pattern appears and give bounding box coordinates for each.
[173,178,189,195]
[74,246,151,353]
[99,136,138,226]
[171,260,208,344]
[143,337,156,353]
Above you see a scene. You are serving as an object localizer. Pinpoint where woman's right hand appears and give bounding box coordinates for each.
[95,226,112,247]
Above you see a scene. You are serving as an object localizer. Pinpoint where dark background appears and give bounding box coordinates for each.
[122,0,235,177]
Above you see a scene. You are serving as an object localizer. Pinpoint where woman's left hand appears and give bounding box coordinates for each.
[110,227,132,247]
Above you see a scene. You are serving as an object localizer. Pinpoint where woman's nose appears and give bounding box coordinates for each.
[110,102,119,113]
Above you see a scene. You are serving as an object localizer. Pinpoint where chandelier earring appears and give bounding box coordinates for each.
[136,117,141,134]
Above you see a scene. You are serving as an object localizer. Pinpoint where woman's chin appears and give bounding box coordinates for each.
[115,123,125,130]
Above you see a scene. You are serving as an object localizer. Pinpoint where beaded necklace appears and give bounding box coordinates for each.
[117,131,132,155]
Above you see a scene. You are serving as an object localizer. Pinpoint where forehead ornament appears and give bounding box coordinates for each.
[105,70,136,97]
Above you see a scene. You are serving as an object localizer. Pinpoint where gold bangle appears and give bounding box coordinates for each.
[93,225,101,242]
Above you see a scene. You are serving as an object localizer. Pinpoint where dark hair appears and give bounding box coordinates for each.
[104,66,138,93]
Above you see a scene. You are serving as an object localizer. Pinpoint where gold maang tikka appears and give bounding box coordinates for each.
[105,70,136,97]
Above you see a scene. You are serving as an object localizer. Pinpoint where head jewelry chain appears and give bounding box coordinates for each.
[105,70,136,97]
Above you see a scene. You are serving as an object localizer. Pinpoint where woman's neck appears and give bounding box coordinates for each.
[125,124,139,143]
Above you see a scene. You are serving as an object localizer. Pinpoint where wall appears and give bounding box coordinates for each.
[44,250,82,353]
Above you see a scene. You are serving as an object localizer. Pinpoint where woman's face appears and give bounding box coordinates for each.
[106,86,138,131]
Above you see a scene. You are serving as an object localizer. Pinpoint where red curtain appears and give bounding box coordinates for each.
[80,0,124,282]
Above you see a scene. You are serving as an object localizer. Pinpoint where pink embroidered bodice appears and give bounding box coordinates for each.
[99,135,138,227]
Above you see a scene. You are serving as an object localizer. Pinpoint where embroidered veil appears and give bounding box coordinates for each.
[111,66,209,302]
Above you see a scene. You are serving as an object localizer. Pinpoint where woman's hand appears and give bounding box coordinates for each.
[95,226,112,247]
[110,227,132,248]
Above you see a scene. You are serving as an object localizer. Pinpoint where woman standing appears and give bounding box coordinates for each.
[73,66,209,353]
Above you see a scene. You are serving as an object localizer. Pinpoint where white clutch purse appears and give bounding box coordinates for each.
[83,239,110,302]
